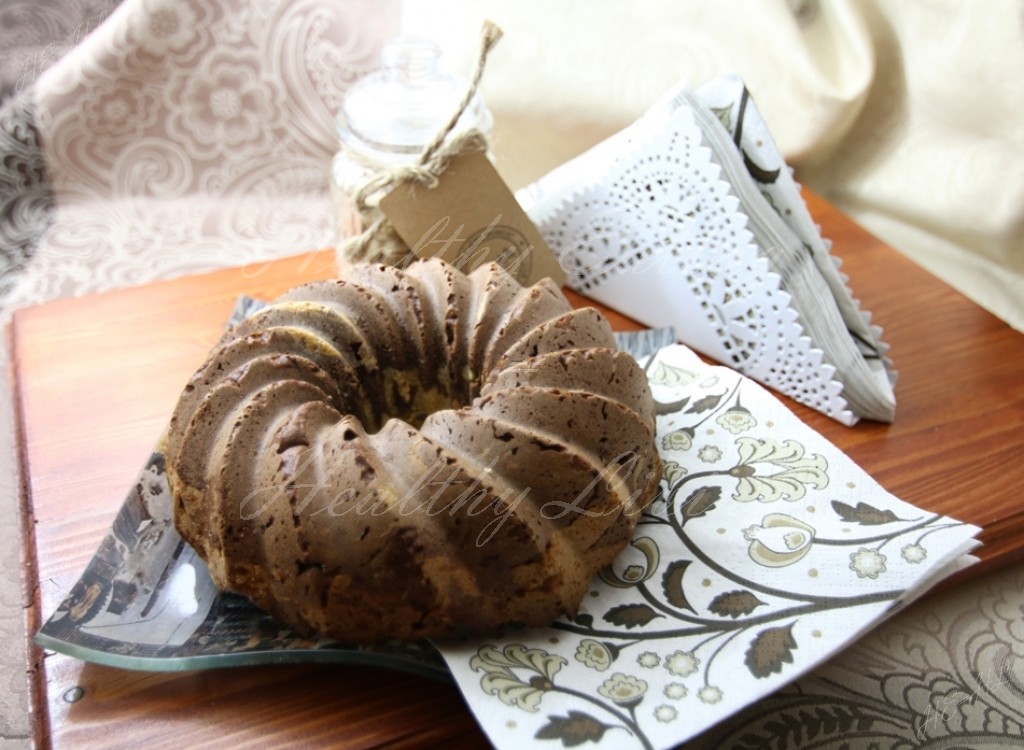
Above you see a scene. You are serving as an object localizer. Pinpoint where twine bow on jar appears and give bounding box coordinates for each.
[337,21,503,268]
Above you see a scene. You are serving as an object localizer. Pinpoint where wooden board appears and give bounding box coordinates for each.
[11,196,1024,748]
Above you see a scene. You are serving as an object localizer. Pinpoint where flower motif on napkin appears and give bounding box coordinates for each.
[850,548,888,579]
[728,437,829,503]
[653,704,678,723]
[575,640,613,672]
[696,445,721,464]
[470,644,567,713]
[597,673,648,707]
[901,544,928,564]
[715,399,756,434]
[598,538,659,589]
[663,651,699,678]
[661,428,693,452]
[744,514,816,567]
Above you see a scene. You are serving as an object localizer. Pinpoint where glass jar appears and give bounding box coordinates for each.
[331,35,493,259]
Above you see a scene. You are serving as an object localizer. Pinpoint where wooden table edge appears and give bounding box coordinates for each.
[9,321,54,748]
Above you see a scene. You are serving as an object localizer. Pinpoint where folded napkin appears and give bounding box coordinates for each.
[521,74,897,426]
[436,343,976,749]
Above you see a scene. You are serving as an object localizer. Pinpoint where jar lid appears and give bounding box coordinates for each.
[337,35,493,166]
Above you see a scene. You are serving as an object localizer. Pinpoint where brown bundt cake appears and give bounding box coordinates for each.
[163,260,661,642]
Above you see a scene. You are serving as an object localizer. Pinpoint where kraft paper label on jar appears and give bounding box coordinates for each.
[379,151,566,286]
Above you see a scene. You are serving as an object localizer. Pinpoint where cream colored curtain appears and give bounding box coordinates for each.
[406,0,1024,330]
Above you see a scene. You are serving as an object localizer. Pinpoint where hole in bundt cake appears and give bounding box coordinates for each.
[370,369,465,432]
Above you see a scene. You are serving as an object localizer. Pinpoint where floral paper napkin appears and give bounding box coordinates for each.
[436,344,978,750]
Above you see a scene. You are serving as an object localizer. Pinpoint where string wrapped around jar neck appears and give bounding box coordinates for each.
[337,21,502,267]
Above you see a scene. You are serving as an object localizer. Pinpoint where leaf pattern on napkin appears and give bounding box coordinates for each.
[745,624,798,678]
[832,500,904,525]
[535,711,613,747]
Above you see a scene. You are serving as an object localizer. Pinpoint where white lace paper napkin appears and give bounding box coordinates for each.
[520,75,896,426]
[437,344,978,750]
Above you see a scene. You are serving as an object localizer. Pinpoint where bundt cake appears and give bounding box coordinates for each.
[163,260,661,642]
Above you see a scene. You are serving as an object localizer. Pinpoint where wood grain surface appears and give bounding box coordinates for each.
[11,196,1024,748]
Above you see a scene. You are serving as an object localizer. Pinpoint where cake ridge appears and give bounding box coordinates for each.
[246,299,379,369]
[464,264,525,390]
[420,407,651,564]
[403,259,474,402]
[204,380,330,584]
[480,277,568,376]
[323,266,426,375]
[366,422,553,596]
[496,307,616,369]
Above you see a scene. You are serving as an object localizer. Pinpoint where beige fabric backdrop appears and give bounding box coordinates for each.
[406,0,1024,332]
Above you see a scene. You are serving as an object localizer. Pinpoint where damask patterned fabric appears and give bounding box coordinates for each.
[1,0,1022,748]
[0,0,119,303]
[0,95,52,299]
[5,0,395,308]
